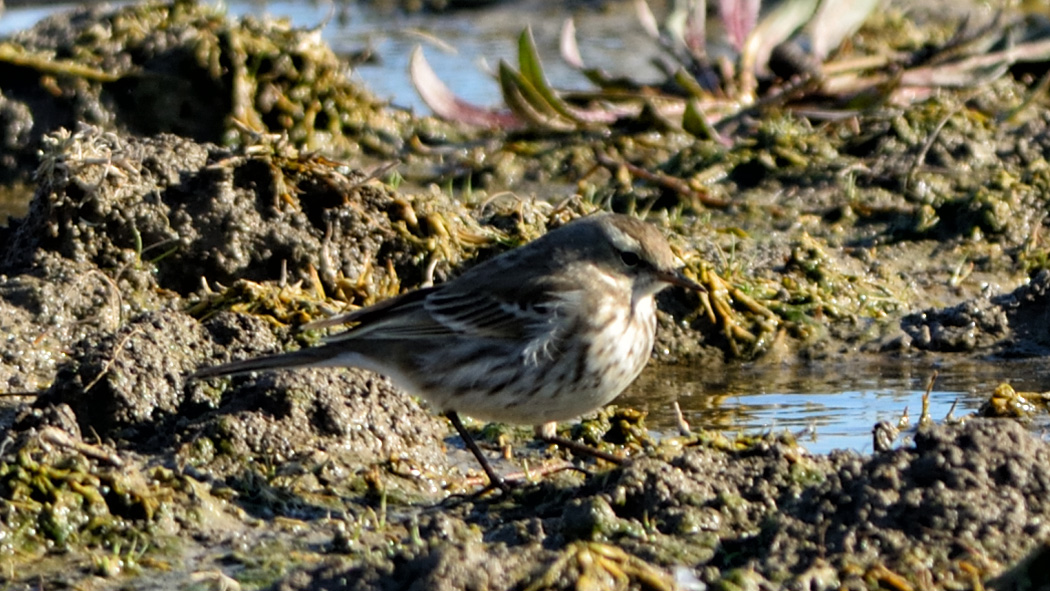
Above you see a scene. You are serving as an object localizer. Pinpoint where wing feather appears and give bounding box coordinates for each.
[420,251,573,340]
[313,237,575,344]
[315,287,448,343]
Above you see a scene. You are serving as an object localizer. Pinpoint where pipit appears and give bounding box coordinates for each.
[193,213,702,489]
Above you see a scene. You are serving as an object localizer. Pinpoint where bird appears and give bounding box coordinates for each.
[192,212,703,490]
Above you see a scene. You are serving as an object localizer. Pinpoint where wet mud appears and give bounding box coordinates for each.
[2,2,1050,590]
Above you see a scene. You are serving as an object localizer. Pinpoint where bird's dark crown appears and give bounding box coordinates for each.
[555,213,678,275]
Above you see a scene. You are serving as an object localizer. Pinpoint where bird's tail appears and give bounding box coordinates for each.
[190,346,343,380]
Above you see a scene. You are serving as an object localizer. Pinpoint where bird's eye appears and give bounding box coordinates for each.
[619,250,641,267]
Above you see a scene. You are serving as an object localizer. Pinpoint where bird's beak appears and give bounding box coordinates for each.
[658,269,705,292]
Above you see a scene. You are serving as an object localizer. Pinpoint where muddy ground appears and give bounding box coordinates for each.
[2,1,1050,590]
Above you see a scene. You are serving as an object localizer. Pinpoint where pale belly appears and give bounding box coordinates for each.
[414,299,657,425]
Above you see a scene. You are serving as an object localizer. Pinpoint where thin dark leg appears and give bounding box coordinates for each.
[538,433,625,465]
[445,411,509,492]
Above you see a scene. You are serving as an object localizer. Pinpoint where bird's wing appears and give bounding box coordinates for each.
[314,287,448,343]
[316,275,562,344]
[422,280,558,339]
[317,241,575,343]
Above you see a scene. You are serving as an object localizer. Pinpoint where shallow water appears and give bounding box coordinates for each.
[622,358,1050,454]
[228,0,665,113]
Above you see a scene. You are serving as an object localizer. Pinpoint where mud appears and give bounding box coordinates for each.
[2,2,1050,590]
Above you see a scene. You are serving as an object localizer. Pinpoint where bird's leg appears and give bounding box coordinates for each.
[534,422,624,465]
[445,411,510,492]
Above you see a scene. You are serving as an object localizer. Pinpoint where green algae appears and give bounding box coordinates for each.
[0,438,169,571]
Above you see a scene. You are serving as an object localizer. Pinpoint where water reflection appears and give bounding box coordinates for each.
[620,358,1050,454]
